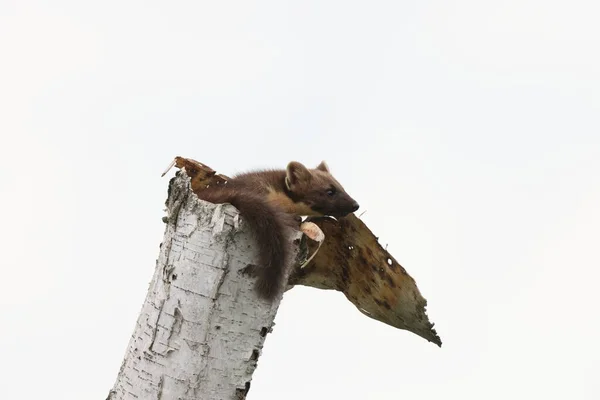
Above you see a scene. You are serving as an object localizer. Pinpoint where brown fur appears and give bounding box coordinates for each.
[196,161,359,300]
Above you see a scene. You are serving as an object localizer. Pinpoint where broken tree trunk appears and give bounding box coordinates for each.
[107,173,297,400]
[109,156,442,399]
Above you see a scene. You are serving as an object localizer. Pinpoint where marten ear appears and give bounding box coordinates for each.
[286,161,312,189]
[316,161,330,173]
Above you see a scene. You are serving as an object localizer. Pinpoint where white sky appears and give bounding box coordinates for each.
[1,1,599,399]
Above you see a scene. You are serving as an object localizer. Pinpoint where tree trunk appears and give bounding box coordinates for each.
[108,173,293,400]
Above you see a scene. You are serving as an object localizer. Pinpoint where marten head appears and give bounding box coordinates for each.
[285,161,360,218]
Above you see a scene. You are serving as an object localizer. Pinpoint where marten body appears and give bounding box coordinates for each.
[196,161,359,300]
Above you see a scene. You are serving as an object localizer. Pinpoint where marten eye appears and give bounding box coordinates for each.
[326,187,337,196]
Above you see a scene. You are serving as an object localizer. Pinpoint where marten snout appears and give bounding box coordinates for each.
[328,199,360,217]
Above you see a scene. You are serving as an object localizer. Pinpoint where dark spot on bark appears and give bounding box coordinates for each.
[260,327,268,337]
[384,273,396,288]
[340,263,350,283]
[334,253,351,290]
[374,298,391,310]
[241,264,258,276]
[171,274,177,281]
[355,252,369,270]
[250,349,259,361]
[215,325,221,330]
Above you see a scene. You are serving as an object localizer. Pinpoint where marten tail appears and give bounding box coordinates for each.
[198,187,296,300]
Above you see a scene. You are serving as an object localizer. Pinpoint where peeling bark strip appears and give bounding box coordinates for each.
[109,173,294,400]
[293,215,441,346]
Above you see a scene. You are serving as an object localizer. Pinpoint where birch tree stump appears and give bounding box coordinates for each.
[108,173,295,400]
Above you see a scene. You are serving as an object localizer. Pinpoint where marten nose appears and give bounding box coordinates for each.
[351,201,360,212]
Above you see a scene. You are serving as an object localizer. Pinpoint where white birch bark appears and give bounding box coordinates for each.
[108,173,293,400]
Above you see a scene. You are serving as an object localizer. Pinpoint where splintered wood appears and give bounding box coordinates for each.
[168,156,441,347]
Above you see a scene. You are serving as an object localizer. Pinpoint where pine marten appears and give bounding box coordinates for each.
[197,161,359,300]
